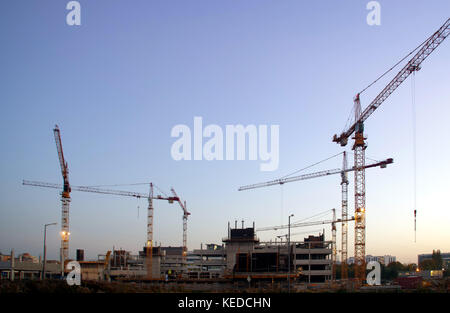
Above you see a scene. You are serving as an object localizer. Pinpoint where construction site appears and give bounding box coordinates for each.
[1,5,449,295]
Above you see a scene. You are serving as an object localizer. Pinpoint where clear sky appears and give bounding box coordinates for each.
[1,1,449,264]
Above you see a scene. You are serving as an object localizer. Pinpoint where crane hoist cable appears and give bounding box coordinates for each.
[137,198,140,219]
[411,70,417,243]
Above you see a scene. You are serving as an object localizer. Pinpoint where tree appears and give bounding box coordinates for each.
[432,250,443,269]
[405,263,417,272]
[381,262,404,280]
[419,250,443,270]
[419,259,435,270]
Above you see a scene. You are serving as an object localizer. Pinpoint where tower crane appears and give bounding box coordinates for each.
[23,179,178,278]
[256,209,354,282]
[239,156,392,279]
[332,18,450,281]
[170,188,191,273]
[53,125,71,270]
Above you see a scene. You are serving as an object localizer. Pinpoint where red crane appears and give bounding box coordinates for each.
[170,187,191,274]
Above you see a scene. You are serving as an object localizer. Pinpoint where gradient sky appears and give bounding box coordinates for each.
[1,1,449,264]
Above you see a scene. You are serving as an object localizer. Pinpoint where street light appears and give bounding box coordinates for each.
[287,213,294,293]
[42,222,57,280]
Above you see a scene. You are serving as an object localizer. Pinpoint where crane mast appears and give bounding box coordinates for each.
[53,125,71,270]
[340,151,349,279]
[332,18,450,282]
[353,95,367,281]
[183,200,188,261]
[332,208,337,282]
[146,183,154,279]
[170,188,191,274]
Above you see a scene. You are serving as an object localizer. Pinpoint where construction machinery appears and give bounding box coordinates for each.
[170,188,191,274]
[23,179,178,278]
[332,18,450,281]
[239,156,392,279]
[53,125,71,272]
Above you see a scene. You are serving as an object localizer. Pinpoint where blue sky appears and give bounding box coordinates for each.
[0,1,449,263]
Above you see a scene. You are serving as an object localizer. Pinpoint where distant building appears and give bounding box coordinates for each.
[347,255,396,265]
[18,253,39,264]
[1,252,41,264]
[418,252,450,269]
[0,250,59,280]
[382,255,396,265]
[0,253,10,262]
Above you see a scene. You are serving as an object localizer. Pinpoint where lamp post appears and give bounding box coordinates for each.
[42,222,57,280]
[287,213,294,293]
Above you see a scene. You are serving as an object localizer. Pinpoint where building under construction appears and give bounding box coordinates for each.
[86,222,332,283]
[222,223,332,283]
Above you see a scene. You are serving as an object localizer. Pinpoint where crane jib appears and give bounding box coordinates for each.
[334,18,450,145]
[238,158,393,191]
